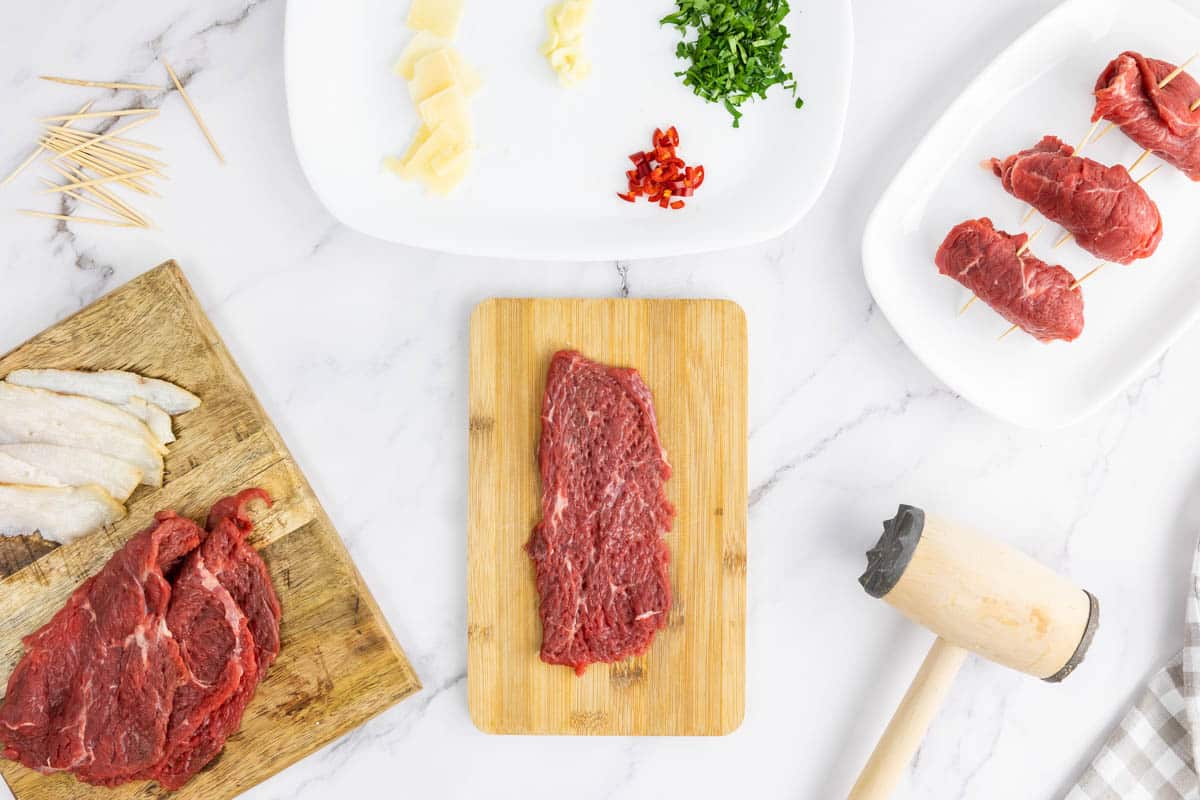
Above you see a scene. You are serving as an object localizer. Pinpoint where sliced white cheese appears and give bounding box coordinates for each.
[444,49,483,95]
[385,126,435,180]
[0,452,65,489]
[406,124,470,172]
[0,483,126,544]
[410,49,461,104]
[0,386,164,487]
[425,150,472,195]
[0,444,144,502]
[418,85,472,131]
[0,382,165,456]
[407,0,466,40]
[554,0,590,33]
[394,31,448,80]
[124,397,174,445]
[5,369,201,415]
[543,0,593,87]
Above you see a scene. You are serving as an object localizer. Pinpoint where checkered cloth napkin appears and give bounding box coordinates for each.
[1066,540,1200,799]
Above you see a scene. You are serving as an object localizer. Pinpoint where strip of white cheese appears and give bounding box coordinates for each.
[0,385,164,487]
[0,444,144,502]
[6,369,201,415]
[0,483,126,544]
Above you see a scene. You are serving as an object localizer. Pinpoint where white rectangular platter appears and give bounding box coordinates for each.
[284,0,852,260]
[863,0,1200,429]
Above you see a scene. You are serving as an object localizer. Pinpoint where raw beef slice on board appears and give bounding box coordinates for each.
[0,489,281,792]
[0,512,205,783]
[527,350,675,675]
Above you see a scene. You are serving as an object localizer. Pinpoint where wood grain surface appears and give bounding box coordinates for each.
[0,263,421,799]
[467,298,747,736]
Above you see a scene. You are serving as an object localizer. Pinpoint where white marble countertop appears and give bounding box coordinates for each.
[2,1,1198,798]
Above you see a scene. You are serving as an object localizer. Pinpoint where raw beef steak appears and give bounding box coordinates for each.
[0,489,280,792]
[206,489,282,673]
[0,512,204,782]
[527,350,674,675]
[148,489,279,790]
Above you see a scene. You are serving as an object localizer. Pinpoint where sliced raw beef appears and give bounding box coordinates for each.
[527,350,674,675]
[989,135,1162,264]
[0,489,280,792]
[206,489,281,672]
[0,512,204,782]
[148,490,278,790]
[140,528,257,790]
[935,217,1085,343]
[1094,51,1200,180]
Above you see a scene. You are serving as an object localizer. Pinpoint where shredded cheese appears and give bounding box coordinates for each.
[542,0,593,87]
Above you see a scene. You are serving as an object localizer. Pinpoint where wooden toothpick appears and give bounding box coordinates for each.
[163,58,224,164]
[1,100,93,188]
[39,108,158,123]
[40,75,164,92]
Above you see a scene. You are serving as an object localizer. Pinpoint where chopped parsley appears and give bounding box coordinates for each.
[660,0,803,128]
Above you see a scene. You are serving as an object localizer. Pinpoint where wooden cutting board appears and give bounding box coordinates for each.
[0,263,421,799]
[468,298,747,736]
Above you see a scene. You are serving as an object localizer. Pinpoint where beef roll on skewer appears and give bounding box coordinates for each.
[1094,51,1200,180]
[935,218,1084,343]
[988,136,1162,265]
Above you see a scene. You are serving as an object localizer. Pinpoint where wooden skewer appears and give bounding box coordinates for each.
[1,100,93,188]
[39,75,164,92]
[163,58,224,164]
[48,145,160,197]
[42,168,154,195]
[39,177,147,227]
[17,210,139,228]
[43,125,160,151]
[47,162,148,227]
[46,162,145,226]
[47,115,156,162]
[1128,147,1153,174]
[42,133,166,175]
[959,225,1044,315]
[39,108,157,123]
[44,126,163,160]
[43,123,161,151]
[44,140,156,189]
[1070,262,1108,290]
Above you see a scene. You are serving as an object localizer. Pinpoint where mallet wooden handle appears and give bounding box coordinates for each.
[848,637,968,800]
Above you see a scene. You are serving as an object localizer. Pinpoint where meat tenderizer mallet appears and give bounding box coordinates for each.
[848,505,1099,800]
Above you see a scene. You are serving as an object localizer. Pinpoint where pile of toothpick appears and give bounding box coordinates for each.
[2,59,223,229]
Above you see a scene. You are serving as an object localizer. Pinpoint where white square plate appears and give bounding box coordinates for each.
[863,0,1200,429]
[284,0,852,260]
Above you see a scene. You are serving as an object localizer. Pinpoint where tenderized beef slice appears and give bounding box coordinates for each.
[0,512,203,782]
[528,350,674,675]
[207,488,281,670]
[0,493,281,792]
[141,544,255,787]
[146,489,277,790]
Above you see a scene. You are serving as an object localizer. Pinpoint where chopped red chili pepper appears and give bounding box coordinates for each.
[616,125,704,211]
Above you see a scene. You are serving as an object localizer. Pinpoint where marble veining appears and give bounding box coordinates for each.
[3,0,1200,798]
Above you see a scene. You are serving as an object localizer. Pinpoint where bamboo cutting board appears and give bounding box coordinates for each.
[468,298,747,736]
[0,263,421,799]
